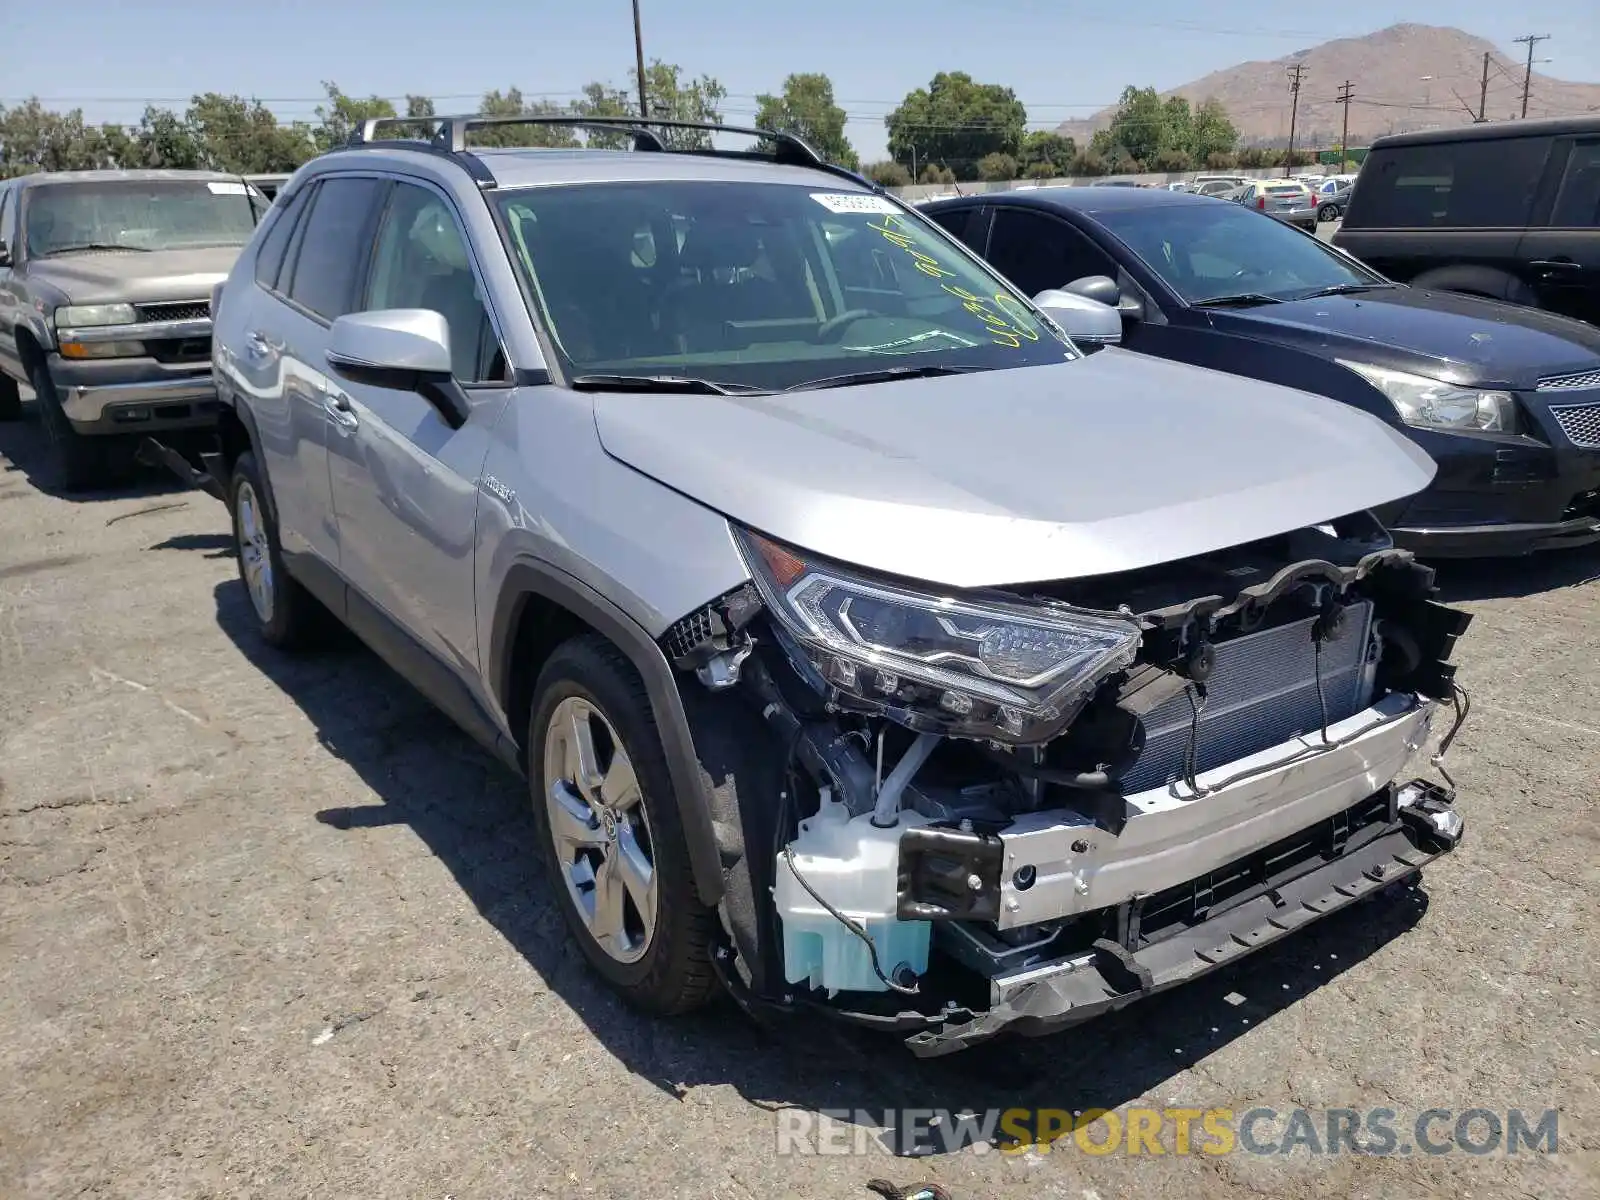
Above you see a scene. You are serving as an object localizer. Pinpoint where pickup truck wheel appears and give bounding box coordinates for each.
[29,365,105,491]
[0,373,20,421]
[229,450,319,650]
[529,635,717,1015]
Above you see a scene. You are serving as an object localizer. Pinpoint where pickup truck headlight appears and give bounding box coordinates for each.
[1340,360,1519,434]
[55,304,138,328]
[735,528,1142,742]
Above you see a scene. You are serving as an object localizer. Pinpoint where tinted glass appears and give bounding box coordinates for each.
[22,180,259,255]
[367,183,504,382]
[1094,201,1379,304]
[253,186,309,291]
[985,209,1116,296]
[1550,141,1600,228]
[286,177,385,321]
[0,185,13,251]
[1345,137,1552,228]
[495,182,1073,390]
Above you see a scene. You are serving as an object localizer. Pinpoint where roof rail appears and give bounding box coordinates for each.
[337,113,875,193]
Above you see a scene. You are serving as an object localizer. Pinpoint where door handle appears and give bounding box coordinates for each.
[1528,259,1581,272]
[246,329,276,358]
[324,391,359,431]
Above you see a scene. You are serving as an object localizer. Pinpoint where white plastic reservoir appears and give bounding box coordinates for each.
[773,792,932,996]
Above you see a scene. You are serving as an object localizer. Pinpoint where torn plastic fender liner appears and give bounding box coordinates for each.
[904,799,1459,1057]
[135,437,228,502]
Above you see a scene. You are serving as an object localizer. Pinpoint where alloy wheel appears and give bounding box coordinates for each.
[235,480,275,624]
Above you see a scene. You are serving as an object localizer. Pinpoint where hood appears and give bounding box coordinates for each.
[1207,287,1600,389]
[593,353,1437,589]
[27,245,244,306]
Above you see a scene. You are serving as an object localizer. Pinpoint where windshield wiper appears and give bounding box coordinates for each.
[568,373,770,396]
[1293,282,1398,299]
[783,363,986,392]
[38,242,149,256]
[1192,292,1287,308]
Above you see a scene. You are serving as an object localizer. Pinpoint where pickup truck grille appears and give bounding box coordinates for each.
[1119,601,1376,795]
[1550,402,1600,449]
[136,300,211,323]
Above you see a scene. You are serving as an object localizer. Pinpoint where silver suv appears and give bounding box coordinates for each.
[193,116,1474,1055]
[0,170,266,488]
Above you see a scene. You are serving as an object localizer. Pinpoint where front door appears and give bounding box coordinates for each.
[326,179,513,677]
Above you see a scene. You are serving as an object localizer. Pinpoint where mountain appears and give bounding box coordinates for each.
[1054,24,1600,150]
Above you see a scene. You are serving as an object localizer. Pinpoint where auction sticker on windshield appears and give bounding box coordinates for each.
[811,193,899,214]
[207,181,248,195]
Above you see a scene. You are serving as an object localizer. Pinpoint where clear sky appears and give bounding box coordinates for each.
[4,1,1597,161]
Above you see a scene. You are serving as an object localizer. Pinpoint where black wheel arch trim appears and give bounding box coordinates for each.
[489,558,730,907]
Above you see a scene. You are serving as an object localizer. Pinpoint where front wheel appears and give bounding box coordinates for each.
[529,635,718,1015]
[1319,203,1340,223]
[0,373,21,421]
[30,365,106,491]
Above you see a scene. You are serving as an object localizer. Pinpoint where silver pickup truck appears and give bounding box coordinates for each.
[0,170,266,489]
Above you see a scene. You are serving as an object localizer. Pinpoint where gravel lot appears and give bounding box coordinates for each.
[1,407,1597,1200]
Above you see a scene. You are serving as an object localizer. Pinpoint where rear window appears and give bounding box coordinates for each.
[1343,136,1553,229]
[1266,186,1305,196]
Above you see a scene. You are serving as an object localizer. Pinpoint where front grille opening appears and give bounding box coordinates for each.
[136,300,211,323]
[1550,403,1600,450]
[148,337,212,364]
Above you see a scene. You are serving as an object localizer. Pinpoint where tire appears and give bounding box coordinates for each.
[0,372,20,421]
[1319,203,1339,223]
[229,450,320,650]
[29,364,106,491]
[529,634,718,1015]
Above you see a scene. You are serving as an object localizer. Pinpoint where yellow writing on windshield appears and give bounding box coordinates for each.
[867,213,1042,348]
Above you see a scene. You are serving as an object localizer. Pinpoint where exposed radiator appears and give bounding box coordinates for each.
[1119,601,1377,795]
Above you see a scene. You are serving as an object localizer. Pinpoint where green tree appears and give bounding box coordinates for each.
[885,72,1026,182]
[1018,130,1075,177]
[754,72,856,168]
[466,88,581,148]
[0,99,116,174]
[135,106,207,169]
[977,151,1017,181]
[186,93,312,173]
[572,61,725,150]
[918,163,956,185]
[313,82,397,151]
[1192,97,1238,162]
[1102,85,1166,165]
[1069,149,1108,177]
[404,95,436,119]
[863,159,911,187]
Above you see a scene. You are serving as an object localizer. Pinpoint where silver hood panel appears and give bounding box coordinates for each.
[593,352,1436,588]
[28,245,243,306]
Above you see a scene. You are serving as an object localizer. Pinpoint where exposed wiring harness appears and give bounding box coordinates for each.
[1430,679,1471,791]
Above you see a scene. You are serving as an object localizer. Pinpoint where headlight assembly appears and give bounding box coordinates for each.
[55,304,138,329]
[734,528,1142,743]
[1340,360,1519,434]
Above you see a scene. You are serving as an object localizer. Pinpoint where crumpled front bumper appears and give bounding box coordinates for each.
[905,780,1462,1057]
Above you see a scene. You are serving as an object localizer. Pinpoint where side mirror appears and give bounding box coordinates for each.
[325,309,469,429]
[1063,274,1121,308]
[1032,289,1122,346]
[0,241,11,268]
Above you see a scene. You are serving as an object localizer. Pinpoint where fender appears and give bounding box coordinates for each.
[1409,264,1539,306]
[489,558,731,906]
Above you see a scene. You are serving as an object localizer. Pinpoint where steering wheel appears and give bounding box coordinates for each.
[813,309,876,342]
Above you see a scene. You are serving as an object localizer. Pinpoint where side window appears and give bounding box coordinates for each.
[1550,141,1600,228]
[0,185,14,254]
[1351,138,1551,228]
[925,205,978,249]
[285,176,386,321]
[253,185,310,291]
[364,182,506,384]
[985,209,1117,296]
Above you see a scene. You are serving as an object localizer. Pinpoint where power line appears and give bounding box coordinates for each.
[1514,33,1551,118]
[1334,80,1353,169]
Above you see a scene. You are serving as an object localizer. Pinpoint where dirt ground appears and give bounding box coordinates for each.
[1,408,1596,1200]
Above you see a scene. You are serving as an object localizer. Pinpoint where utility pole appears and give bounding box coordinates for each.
[1477,51,1490,122]
[1514,34,1550,118]
[631,0,649,120]
[1335,80,1353,170]
[1286,63,1306,169]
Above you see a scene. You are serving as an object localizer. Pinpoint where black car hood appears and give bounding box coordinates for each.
[1205,286,1600,389]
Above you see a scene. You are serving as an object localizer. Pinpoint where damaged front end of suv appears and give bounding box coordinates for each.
[662,513,1470,1057]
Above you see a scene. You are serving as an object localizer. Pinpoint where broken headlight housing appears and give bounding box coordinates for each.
[735,528,1141,743]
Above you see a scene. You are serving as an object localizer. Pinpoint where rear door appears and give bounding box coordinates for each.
[242,175,388,570]
[1517,137,1600,325]
[325,177,513,673]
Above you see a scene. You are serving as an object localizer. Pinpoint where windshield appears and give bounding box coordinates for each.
[494,181,1074,390]
[24,180,262,256]
[1094,202,1384,305]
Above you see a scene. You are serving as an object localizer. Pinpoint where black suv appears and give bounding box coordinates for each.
[1334,116,1600,327]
